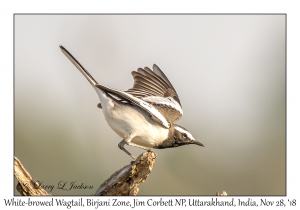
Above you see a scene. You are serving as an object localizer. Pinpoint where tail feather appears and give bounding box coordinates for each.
[60,45,98,86]
[60,45,170,129]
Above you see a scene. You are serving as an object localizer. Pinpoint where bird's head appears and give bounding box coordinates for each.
[156,125,205,149]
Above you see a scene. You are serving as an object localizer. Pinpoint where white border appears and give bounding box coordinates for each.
[1,1,299,209]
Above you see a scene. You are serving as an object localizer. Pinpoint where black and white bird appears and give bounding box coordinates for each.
[60,45,204,159]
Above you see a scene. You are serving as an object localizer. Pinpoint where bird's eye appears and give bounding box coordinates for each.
[183,133,187,138]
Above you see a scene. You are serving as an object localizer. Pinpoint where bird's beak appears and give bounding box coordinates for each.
[192,140,205,147]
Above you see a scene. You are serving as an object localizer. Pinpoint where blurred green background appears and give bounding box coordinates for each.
[14,15,285,195]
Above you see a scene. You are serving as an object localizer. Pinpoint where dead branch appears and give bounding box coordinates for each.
[93,151,156,196]
[216,191,228,196]
[14,151,156,196]
[14,156,50,196]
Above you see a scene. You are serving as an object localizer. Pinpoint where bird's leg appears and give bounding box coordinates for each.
[118,139,136,160]
[118,133,153,160]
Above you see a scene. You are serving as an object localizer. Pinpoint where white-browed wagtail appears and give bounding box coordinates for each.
[60,45,204,159]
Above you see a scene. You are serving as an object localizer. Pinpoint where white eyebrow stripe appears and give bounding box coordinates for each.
[174,125,195,140]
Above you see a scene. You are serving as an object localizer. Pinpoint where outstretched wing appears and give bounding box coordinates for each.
[60,45,170,129]
[126,65,183,123]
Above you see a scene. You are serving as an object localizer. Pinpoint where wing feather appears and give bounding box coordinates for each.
[126,64,183,123]
[60,45,183,125]
[60,45,170,128]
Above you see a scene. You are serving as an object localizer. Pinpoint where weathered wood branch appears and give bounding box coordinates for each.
[216,191,228,196]
[93,151,156,195]
[14,156,50,196]
[14,151,156,196]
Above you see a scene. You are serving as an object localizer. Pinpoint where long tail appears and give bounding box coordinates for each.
[59,45,170,129]
[60,45,98,86]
